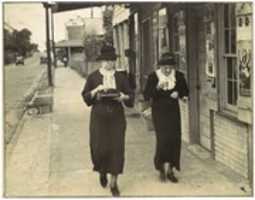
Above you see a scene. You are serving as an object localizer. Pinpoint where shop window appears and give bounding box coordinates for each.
[220,4,238,112]
[204,5,216,80]
[157,8,169,62]
[172,10,186,73]
[134,13,139,71]
[236,3,252,97]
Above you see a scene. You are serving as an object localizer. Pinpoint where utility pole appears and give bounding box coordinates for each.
[43,3,53,87]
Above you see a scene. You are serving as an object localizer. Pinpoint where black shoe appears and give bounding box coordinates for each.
[110,184,120,197]
[167,172,178,183]
[99,173,108,188]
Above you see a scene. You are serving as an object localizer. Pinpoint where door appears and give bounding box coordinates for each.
[170,6,201,144]
[171,5,213,150]
[186,4,214,151]
[197,5,217,152]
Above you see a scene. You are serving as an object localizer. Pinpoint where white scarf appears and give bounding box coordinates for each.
[99,67,116,89]
[156,69,176,90]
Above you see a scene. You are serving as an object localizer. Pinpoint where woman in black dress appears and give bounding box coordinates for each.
[143,52,188,183]
[81,46,134,196]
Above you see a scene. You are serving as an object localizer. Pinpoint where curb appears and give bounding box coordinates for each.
[4,68,47,145]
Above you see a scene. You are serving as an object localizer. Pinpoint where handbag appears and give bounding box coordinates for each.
[97,89,120,100]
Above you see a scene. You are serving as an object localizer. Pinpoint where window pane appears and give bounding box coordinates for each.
[227,58,233,79]
[231,29,236,53]
[230,4,236,27]
[174,35,179,51]
[227,80,233,104]
[224,4,229,28]
[233,58,237,79]
[225,30,229,53]
[233,81,237,105]
[134,13,138,35]
[227,79,238,105]
[159,8,167,27]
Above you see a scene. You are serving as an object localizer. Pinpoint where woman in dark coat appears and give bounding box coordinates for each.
[143,52,188,183]
[81,46,134,196]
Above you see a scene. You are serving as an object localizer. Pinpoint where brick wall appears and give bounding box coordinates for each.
[214,113,249,178]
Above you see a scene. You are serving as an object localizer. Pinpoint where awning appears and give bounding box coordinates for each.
[52,2,113,13]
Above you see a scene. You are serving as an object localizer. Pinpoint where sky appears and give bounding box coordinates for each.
[3,2,103,51]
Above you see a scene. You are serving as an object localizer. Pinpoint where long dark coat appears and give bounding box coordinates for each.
[143,70,188,171]
[82,70,134,175]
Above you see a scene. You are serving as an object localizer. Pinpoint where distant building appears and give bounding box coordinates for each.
[55,15,104,75]
[112,5,130,72]
[55,16,85,69]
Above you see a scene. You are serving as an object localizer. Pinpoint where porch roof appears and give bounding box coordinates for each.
[52,2,117,13]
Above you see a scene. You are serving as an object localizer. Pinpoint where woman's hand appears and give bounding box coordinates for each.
[157,81,168,90]
[114,92,129,102]
[182,96,188,102]
[91,84,105,97]
[170,91,179,99]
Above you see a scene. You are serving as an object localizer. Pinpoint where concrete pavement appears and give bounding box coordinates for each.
[5,67,252,197]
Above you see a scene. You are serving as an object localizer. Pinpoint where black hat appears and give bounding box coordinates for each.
[96,45,118,61]
[158,52,176,65]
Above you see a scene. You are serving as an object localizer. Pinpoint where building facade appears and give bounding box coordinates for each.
[55,15,104,76]
[113,3,253,184]
[55,16,85,71]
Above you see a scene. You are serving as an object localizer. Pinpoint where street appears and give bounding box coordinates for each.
[5,67,251,197]
[4,53,44,112]
[4,53,48,143]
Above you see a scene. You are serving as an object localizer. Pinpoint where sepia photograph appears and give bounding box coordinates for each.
[2,1,253,197]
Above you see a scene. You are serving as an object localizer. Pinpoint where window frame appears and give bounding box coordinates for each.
[217,4,238,114]
[170,9,187,74]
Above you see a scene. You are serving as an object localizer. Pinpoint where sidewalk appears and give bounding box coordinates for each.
[5,67,252,197]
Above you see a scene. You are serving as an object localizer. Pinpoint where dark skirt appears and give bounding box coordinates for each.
[152,99,181,171]
[89,102,126,175]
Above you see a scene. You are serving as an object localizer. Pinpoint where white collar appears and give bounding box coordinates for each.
[156,69,175,79]
[156,69,176,90]
[99,67,115,77]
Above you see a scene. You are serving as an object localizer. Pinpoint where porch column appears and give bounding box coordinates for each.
[51,7,57,69]
[185,4,200,144]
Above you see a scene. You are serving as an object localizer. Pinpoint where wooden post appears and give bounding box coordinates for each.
[185,4,200,144]
[51,7,57,69]
[44,3,53,87]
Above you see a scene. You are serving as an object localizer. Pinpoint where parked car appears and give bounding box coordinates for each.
[15,56,24,65]
[40,56,48,64]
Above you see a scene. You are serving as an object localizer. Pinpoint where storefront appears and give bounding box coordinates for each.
[114,2,253,184]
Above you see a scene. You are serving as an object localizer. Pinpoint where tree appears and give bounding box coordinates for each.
[4,28,16,51]
[14,28,32,56]
[29,43,39,52]
[4,27,39,64]
[4,28,16,64]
